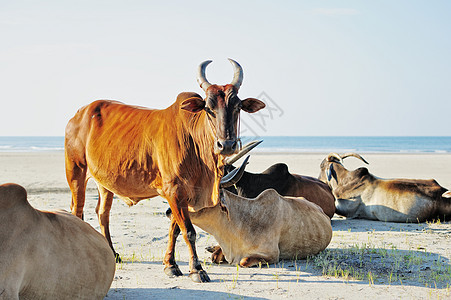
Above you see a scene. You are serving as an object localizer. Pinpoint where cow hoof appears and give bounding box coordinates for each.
[189,270,211,283]
[164,265,183,277]
[115,253,122,263]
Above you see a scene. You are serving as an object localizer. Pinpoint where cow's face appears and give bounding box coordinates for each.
[205,84,264,155]
[181,59,265,156]
[320,158,370,199]
[319,155,341,183]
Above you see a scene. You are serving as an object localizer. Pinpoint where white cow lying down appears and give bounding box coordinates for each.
[189,189,333,267]
[0,183,115,300]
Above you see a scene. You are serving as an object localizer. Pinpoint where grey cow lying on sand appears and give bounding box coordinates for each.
[319,153,451,222]
[0,183,115,300]
[188,188,332,267]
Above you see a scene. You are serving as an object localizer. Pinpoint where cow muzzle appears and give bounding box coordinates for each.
[215,138,238,155]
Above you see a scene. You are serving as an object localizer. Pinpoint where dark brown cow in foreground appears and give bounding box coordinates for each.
[64,59,265,282]
[319,153,451,222]
[222,142,335,218]
[0,183,115,299]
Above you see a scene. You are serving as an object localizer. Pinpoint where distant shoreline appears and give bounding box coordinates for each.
[1,136,451,154]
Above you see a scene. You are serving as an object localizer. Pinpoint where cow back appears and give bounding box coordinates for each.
[0,183,115,299]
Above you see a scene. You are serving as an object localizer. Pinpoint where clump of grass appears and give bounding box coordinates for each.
[309,243,450,287]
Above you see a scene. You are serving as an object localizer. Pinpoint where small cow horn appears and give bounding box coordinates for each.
[224,140,263,165]
[220,155,250,188]
[228,58,244,90]
[341,153,369,164]
[197,60,213,91]
[327,153,342,163]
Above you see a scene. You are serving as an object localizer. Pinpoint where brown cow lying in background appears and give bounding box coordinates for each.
[0,183,115,300]
[188,188,332,267]
[319,153,451,222]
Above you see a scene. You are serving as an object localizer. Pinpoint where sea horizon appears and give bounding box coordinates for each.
[1,136,451,154]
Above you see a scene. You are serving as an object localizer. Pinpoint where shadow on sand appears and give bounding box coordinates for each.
[106,287,267,299]
[331,217,451,234]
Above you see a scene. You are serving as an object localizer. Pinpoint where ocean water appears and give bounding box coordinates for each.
[0,136,450,153]
[0,136,65,152]
[241,136,451,153]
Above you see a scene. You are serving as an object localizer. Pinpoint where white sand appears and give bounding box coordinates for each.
[1,152,450,299]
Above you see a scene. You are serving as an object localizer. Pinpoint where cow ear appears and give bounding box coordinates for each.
[326,164,335,182]
[355,167,369,177]
[181,97,205,113]
[241,98,265,113]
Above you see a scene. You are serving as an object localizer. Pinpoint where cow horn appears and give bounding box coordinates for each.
[220,155,250,188]
[228,58,244,90]
[327,153,342,163]
[341,153,369,164]
[223,140,263,165]
[197,60,213,91]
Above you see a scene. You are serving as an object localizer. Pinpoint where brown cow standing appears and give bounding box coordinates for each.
[64,59,265,282]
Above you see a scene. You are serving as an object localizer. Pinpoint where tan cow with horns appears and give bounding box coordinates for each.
[190,187,332,266]
[64,59,265,282]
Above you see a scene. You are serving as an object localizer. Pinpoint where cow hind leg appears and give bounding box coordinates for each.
[65,155,87,219]
[166,202,210,283]
[163,218,183,277]
[96,184,120,262]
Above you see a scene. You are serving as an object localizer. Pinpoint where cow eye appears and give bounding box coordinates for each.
[205,107,216,118]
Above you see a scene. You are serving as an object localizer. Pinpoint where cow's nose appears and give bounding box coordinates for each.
[216,139,237,155]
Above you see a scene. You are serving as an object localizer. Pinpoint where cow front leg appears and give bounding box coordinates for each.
[239,255,274,268]
[206,245,227,264]
[163,218,183,277]
[167,203,210,283]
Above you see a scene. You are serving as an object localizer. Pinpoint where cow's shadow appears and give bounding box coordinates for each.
[201,247,450,289]
[117,246,450,290]
[331,216,451,233]
[107,287,267,299]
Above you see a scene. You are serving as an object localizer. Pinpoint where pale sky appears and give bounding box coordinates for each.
[1,1,450,136]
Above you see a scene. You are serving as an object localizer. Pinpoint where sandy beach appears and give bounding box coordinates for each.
[1,151,450,299]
